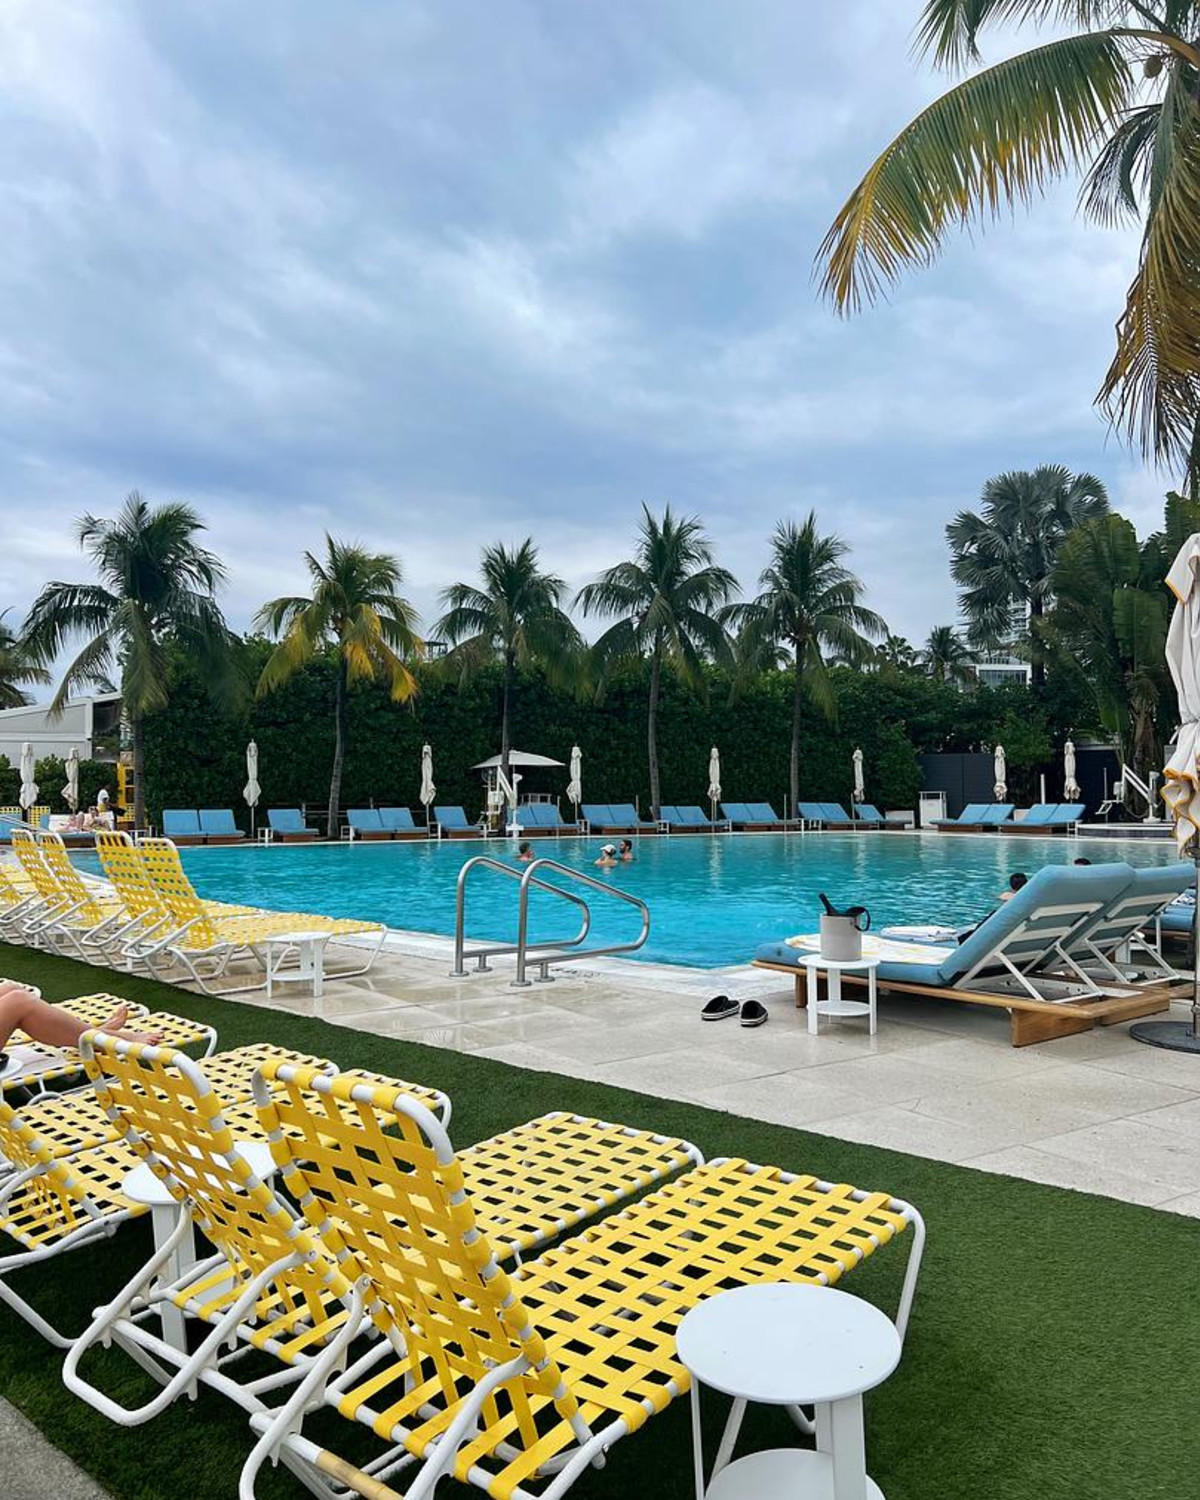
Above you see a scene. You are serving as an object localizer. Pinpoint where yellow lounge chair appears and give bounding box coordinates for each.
[64,1040,703,1435]
[11,1042,338,1160]
[8,829,73,941]
[136,838,387,992]
[33,831,129,957]
[0,1090,149,1345]
[236,1065,925,1500]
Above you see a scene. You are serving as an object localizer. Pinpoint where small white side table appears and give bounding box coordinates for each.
[123,1140,277,1352]
[677,1283,900,1500]
[264,930,332,1000]
[799,955,879,1036]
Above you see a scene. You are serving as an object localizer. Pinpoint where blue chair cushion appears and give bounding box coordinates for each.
[348,809,386,832]
[379,807,417,831]
[199,809,240,835]
[162,810,202,837]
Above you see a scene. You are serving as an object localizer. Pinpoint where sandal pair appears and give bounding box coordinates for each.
[701,995,767,1028]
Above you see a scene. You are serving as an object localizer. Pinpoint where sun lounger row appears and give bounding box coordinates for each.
[1,829,386,994]
[798,800,883,829]
[934,802,1085,832]
[516,802,581,834]
[754,860,1188,1044]
[0,1027,923,1500]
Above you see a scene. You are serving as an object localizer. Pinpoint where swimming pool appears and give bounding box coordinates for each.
[83,833,1184,969]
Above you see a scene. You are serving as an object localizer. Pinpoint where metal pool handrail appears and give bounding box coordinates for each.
[450,854,651,985]
[514,857,650,986]
[451,855,591,978]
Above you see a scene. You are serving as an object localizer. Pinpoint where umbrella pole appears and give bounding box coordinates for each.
[1193,840,1200,1039]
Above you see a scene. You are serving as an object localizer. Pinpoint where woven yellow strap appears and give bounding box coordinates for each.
[84,1036,355,1344]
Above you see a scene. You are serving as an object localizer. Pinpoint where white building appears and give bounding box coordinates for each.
[960,605,1032,688]
[0,693,122,767]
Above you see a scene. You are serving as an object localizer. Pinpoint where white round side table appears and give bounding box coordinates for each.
[264,930,332,1000]
[798,955,879,1036]
[676,1282,900,1500]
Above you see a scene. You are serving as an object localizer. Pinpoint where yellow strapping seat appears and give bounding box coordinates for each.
[14,1043,335,1159]
[0,1090,147,1346]
[240,1066,925,1500]
[133,838,386,992]
[34,831,129,955]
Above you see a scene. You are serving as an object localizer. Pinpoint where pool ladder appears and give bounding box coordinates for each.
[451,855,651,986]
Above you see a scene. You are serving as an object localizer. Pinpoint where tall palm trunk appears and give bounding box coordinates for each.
[1029,594,1046,689]
[328,659,349,837]
[500,648,514,793]
[131,710,146,831]
[790,643,803,815]
[647,638,663,819]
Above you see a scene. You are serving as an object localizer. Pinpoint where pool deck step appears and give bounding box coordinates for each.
[752,961,1175,1047]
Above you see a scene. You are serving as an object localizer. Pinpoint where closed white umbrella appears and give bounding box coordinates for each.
[243,740,261,838]
[18,742,37,815]
[1062,739,1080,803]
[993,744,1007,802]
[567,745,582,806]
[707,745,721,822]
[1140,533,1200,1050]
[62,747,80,813]
[852,747,866,804]
[419,744,436,829]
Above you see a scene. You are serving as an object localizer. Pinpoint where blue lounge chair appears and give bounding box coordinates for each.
[584,803,657,834]
[679,804,730,831]
[434,805,484,839]
[267,808,319,842]
[379,807,425,840]
[162,809,205,845]
[0,813,26,844]
[754,862,1136,1044]
[534,805,581,835]
[821,802,861,829]
[515,804,554,837]
[854,803,885,827]
[346,809,391,841]
[1057,862,1191,983]
[797,802,829,827]
[977,804,1015,826]
[723,801,793,830]
[1161,889,1195,936]
[747,801,800,830]
[199,809,245,844]
[931,802,989,830]
[1004,803,1085,833]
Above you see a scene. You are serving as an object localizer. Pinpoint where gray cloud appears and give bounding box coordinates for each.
[0,0,1158,653]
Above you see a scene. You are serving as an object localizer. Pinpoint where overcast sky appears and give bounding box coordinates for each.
[0,1,1169,652]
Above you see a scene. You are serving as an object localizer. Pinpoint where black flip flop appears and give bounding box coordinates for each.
[701,994,739,1022]
[740,1000,768,1028]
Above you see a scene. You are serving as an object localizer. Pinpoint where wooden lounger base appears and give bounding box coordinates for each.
[752,960,1173,1047]
[272,833,318,843]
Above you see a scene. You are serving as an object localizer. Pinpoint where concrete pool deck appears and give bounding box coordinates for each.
[187,928,1200,1217]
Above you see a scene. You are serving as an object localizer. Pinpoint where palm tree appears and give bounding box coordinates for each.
[256,537,421,835]
[946,467,1110,684]
[923,625,976,685]
[21,493,237,828]
[876,633,921,673]
[435,540,583,790]
[817,4,1200,484]
[724,515,885,813]
[577,506,737,817]
[0,610,50,708]
[1044,510,1171,786]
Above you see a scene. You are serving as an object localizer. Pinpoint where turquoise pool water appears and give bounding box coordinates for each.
[82,832,1182,969]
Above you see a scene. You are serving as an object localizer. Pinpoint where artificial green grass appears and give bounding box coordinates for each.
[1,943,1197,1500]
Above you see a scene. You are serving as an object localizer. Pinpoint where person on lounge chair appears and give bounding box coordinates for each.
[0,982,163,1076]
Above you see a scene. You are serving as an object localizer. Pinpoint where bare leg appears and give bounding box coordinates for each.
[0,987,162,1052]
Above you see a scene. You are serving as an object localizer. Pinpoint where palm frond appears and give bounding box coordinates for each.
[818,31,1133,311]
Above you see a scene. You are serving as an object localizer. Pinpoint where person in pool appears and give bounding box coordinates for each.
[999,872,1028,902]
[594,844,617,868]
[618,839,635,862]
[515,841,535,863]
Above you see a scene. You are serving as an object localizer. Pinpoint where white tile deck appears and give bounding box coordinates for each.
[112,929,1200,1215]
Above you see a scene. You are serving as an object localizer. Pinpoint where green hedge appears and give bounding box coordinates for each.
[139,638,1098,827]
